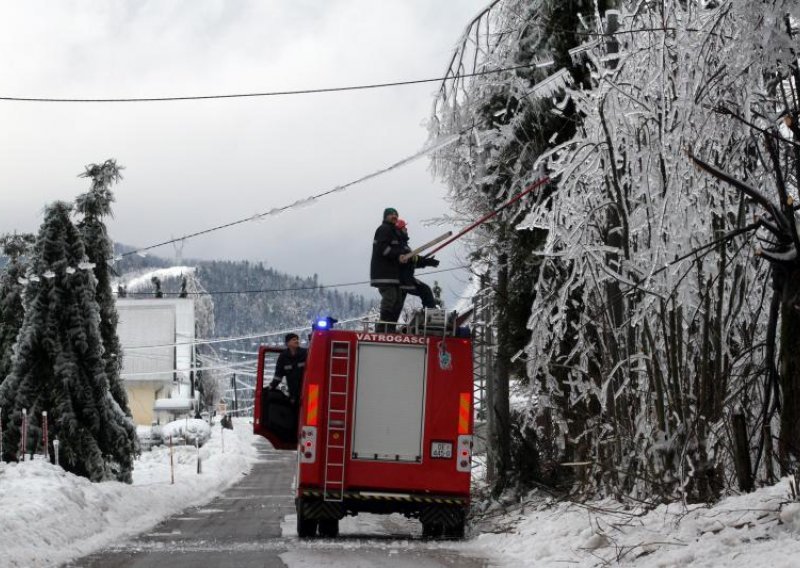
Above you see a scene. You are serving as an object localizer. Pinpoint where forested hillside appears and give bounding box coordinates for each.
[113,244,372,339]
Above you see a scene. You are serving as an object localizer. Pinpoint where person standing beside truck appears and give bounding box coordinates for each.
[270,333,308,405]
[370,207,408,330]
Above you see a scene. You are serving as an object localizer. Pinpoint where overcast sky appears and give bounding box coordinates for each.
[0,0,486,306]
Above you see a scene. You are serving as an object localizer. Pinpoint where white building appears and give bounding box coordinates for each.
[116,298,196,425]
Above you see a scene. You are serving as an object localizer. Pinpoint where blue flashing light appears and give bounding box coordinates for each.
[312,316,338,331]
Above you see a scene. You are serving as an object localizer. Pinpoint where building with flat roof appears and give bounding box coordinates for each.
[116,298,196,425]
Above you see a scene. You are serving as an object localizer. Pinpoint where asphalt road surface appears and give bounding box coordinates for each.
[68,439,489,568]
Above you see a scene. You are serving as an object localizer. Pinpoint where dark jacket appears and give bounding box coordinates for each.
[370,221,405,287]
[271,347,308,400]
[398,231,438,290]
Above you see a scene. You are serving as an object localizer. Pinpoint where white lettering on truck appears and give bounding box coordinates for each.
[355,333,427,345]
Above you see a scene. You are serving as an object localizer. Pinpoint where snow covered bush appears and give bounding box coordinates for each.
[161,419,211,447]
[135,425,163,451]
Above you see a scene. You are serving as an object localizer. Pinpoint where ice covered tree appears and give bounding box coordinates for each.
[75,159,130,417]
[0,233,34,388]
[518,1,800,499]
[0,202,137,481]
[434,0,800,501]
[430,0,592,494]
[689,53,800,475]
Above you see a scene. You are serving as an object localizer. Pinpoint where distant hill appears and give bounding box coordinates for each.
[112,244,374,342]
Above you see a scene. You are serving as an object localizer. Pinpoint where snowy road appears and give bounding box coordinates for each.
[68,439,489,568]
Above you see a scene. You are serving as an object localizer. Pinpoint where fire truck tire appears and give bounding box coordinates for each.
[297,515,318,538]
[421,522,444,539]
[318,518,339,538]
[444,517,466,539]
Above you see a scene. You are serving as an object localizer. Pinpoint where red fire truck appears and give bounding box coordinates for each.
[253,311,474,538]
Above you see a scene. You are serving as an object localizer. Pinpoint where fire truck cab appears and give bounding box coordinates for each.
[254,310,474,539]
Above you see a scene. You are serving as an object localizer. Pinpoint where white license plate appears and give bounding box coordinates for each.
[430,441,453,459]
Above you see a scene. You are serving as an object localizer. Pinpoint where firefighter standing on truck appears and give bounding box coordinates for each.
[370,207,408,330]
[396,218,440,310]
[270,333,307,405]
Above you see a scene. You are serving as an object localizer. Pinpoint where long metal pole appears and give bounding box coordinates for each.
[424,176,549,258]
[400,231,453,262]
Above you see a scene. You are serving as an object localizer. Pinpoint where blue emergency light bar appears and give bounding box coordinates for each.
[312,316,337,331]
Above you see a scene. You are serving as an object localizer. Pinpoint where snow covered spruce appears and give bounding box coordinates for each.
[0,199,136,481]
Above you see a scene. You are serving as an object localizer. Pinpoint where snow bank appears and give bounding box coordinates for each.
[0,418,257,567]
[463,478,800,567]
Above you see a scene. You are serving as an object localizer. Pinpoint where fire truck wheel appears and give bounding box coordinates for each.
[421,522,444,539]
[318,518,339,538]
[444,518,466,539]
[297,515,318,538]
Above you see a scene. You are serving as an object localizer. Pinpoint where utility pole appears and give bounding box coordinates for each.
[231,373,239,414]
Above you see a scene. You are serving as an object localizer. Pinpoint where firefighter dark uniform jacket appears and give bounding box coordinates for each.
[271,347,308,400]
[397,231,438,291]
[370,221,405,287]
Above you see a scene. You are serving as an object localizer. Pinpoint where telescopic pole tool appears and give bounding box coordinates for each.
[399,231,453,263]
[423,176,550,258]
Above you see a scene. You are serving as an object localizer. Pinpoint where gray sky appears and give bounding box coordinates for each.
[0,0,486,306]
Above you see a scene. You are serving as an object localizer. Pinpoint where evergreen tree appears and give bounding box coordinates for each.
[0,202,136,481]
[75,159,130,417]
[0,233,35,388]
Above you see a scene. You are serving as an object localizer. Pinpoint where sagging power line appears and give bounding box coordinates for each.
[0,62,553,103]
[123,316,364,351]
[114,132,463,260]
[108,63,571,261]
[122,264,469,296]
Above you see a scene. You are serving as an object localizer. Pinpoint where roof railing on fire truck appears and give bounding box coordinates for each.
[358,309,467,338]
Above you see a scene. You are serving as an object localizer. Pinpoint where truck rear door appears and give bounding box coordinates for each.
[351,342,427,462]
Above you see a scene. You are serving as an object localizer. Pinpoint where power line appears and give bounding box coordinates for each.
[114,131,463,260]
[120,359,258,378]
[123,316,364,351]
[0,62,548,103]
[108,59,572,261]
[123,264,469,296]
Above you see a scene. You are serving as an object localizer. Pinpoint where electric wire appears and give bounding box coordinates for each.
[0,62,550,103]
[123,316,364,351]
[105,56,570,260]
[120,358,258,378]
[123,264,469,296]
[114,131,463,260]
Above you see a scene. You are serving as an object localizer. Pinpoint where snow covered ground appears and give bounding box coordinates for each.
[0,418,257,567]
[462,478,800,567]
[3,417,800,567]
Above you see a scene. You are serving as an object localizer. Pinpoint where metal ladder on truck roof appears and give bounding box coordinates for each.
[324,340,351,502]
